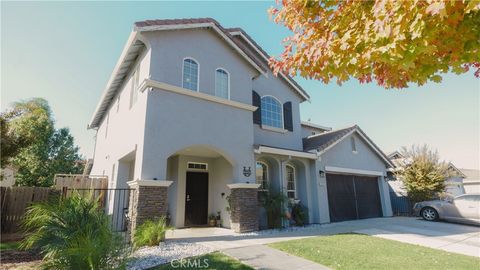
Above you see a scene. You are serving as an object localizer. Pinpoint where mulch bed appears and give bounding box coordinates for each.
[1,249,42,264]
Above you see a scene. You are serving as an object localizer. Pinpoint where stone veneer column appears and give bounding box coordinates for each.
[127,180,173,236]
[227,183,260,233]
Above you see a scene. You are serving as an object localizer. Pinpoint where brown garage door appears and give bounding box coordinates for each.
[326,174,382,222]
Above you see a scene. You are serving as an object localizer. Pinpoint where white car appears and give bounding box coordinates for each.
[413,194,480,225]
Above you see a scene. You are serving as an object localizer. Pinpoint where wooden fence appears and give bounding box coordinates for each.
[1,175,108,233]
[54,174,108,190]
[0,187,59,233]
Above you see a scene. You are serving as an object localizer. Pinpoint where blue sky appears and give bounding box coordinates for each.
[2,1,479,169]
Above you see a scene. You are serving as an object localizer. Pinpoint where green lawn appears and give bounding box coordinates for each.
[0,241,20,251]
[152,252,252,270]
[269,234,480,270]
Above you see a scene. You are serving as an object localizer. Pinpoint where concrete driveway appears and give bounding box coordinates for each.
[167,217,480,257]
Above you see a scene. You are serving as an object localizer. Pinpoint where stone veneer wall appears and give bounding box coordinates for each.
[229,187,259,233]
[129,186,169,235]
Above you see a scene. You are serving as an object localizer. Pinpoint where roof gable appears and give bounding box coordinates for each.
[89,18,311,128]
[226,28,310,101]
[303,125,394,168]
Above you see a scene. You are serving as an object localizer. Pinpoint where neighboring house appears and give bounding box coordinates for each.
[387,151,466,197]
[88,18,394,233]
[461,169,480,194]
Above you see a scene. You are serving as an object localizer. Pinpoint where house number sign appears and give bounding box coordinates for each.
[243,166,252,177]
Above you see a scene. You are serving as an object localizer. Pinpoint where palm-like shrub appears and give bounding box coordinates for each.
[21,192,128,269]
[259,189,287,229]
[133,217,171,248]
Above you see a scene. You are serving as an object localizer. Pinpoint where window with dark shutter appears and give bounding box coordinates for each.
[252,90,262,125]
[283,101,293,131]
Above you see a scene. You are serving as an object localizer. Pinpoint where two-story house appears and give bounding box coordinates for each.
[88,18,394,233]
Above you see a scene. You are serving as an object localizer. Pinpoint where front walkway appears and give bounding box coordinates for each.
[166,217,480,257]
[223,245,329,270]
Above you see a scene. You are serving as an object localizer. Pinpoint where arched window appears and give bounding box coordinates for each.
[256,161,268,191]
[183,58,199,91]
[215,68,229,99]
[286,164,296,199]
[261,96,283,129]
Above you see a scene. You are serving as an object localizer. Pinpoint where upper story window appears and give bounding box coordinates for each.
[256,161,268,191]
[215,68,229,99]
[261,96,283,129]
[183,58,199,91]
[129,66,140,108]
[286,164,296,199]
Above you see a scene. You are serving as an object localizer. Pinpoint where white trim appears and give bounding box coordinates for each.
[127,179,173,188]
[261,125,287,133]
[448,162,467,178]
[141,78,257,112]
[256,160,269,191]
[187,162,208,171]
[254,145,318,160]
[136,23,266,75]
[260,95,284,129]
[301,121,332,131]
[325,166,384,177]
[227,183,261,189]
[387,150,404,159]
[229,31,310,101]
[285,164,297,199]
[215,67,230,100]
[182,57,200,92]
[316,128,395,168]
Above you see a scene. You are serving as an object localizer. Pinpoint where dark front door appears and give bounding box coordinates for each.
[185,172,208,226]
[326,174,382,222]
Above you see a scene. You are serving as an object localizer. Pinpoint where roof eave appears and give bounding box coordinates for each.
[88,31,141,129]
[229,30,310,101]
[135,22,267,75]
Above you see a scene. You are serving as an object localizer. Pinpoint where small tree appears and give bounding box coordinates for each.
[2,98,84,186]
[396,145,449,202]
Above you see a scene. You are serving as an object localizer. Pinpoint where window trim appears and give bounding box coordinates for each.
[182,57,200,92]
[260,95,284,129]
[215,67,230,100]
[256,161,269,191]
[187,162,208,171]
[285,164,296,199]
[129,65,140,109]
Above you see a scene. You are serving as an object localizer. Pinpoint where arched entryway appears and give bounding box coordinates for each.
[166,145,234,228]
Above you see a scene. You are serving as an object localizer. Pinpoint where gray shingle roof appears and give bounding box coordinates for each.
[303,125,394,167]
[303,125,357,152]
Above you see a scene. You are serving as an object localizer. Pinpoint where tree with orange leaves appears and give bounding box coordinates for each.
[269,0,480,88]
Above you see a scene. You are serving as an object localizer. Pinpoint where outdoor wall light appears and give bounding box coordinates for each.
[319,170,325,177]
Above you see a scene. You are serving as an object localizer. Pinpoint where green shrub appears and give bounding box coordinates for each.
[290,202,309,226]
[133,217,171,248]
[259,189,287,229]
[21,192,128,270]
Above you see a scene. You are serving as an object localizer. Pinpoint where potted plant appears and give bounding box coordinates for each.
[208,214,217,227]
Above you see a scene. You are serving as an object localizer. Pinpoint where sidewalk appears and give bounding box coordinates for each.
[223,245,330,270]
